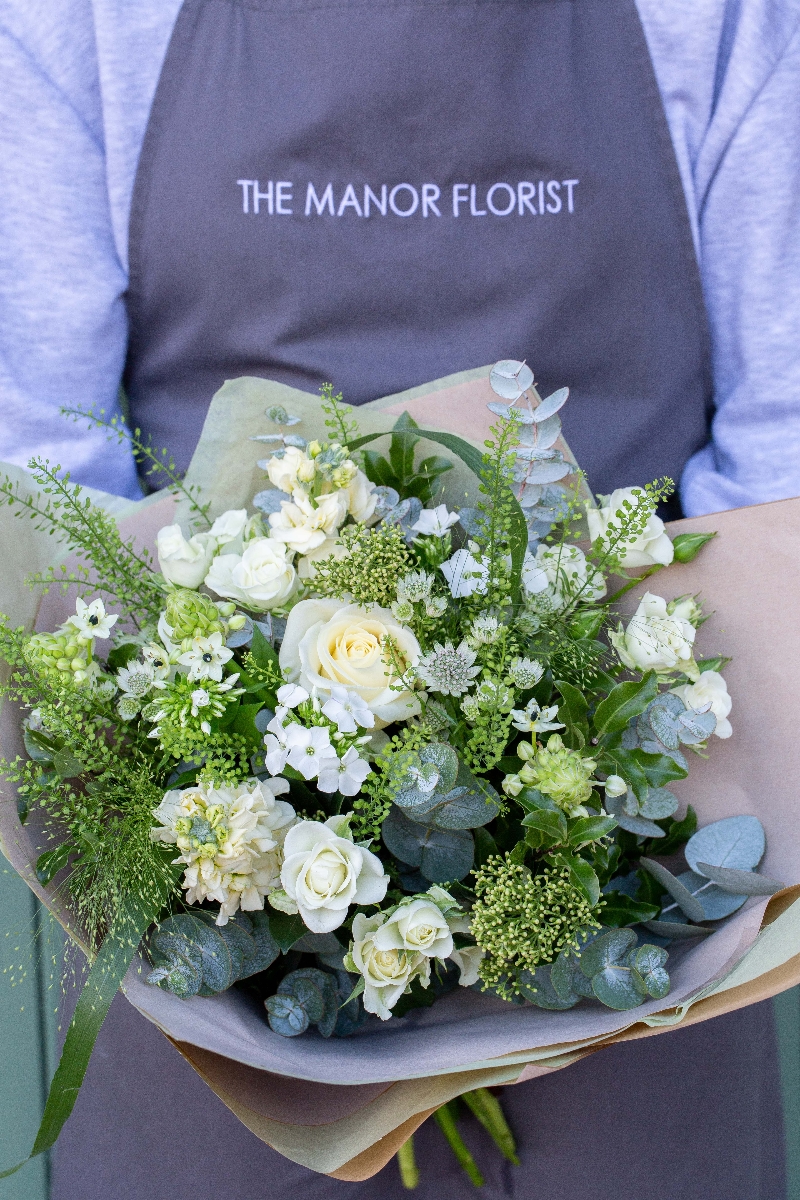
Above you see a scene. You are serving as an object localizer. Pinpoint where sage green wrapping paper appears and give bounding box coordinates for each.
[2,368,799,1178]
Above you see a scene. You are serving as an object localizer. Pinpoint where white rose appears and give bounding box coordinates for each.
[204,537,296,612]
[672,670,732,738]
[209,509,249,548]
[156,524,216,589]
[373,898,453,958]
[280,599,422,727]
[347,912,429,1020]
[347,470,378,524]
[266,446,311,494]
[522,544,606,606]
[280,816,388,933]
[587,488,674,568]
[609,591,698,677]
[268,491,348,556]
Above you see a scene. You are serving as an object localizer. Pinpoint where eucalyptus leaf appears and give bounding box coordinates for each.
[694,862,785,896]
[533,387,569,422]
[684,815,765,874]
[639,858,706,923]
[530,413,562,448]
[522,460,572,484]
[578,927,638,978]
[626,945,670,998]
[490,359,534,399]
[252,489,288,514]
[518,965,579,1010]
[639,787,679,820]
[265,993,309,1037]
[226,616,254,648]
[382,806,474,881]
[591,965,648,1010]
[642,918,711,940]
[676,870,747,920]
[605,795,665,838]
[552,949,595,1000]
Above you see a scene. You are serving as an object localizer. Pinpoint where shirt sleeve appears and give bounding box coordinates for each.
[680,16,800,517]
[0,6,141,498]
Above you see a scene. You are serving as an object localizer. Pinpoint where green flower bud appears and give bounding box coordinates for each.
[165,589,224,644]
[520,734,597,813]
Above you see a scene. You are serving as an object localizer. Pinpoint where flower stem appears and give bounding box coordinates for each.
[604,564,663,605]
[461,1088,520,1165]
[397,1135,420,1189]
[434,1102,485,1187]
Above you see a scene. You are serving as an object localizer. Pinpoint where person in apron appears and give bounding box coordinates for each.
[48,0,785,1193]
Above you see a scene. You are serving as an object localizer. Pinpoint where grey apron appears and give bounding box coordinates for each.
[54,0,785,1195]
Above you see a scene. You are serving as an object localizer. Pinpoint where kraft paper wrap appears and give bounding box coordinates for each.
[2,367,799,1180]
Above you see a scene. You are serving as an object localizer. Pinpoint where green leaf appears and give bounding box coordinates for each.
[654,806,698,855]
[591,964,648,1009]
[559,854,601,906]
[567,815,617,849]
[388,412,420,484]
[498,756,522,774]
[697,655,732,674]
[568,608,606,641]
[597,747,649,798]
[593,673,659,736]
[35,842,75,886]
[23,727,59,763]
[231,702,266,749]
[106,641,141,672]
[362,450,398,489]
[268,911,308,953]
[522,808,568,847]
[516,787,560,814]
[555,679,589,749]
[251,624,280,673]
[634,748,689,788]
[473,825,498,869]
[52,750,85,779]
[599,892,659,927]
[578,927,637,977]
[671,531,716,563]
[639,857,706,923]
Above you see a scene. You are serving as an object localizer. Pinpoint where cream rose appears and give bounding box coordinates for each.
[280,816,388,933]
[346,470,378,524]
[672,670,732,738]
[156,524,216,589]
[280,599,421,726]
[266,446,311,494]
[268,491,348,556]
[204,537,296,612]
[372,898,453,959]
[609,591,698,677]
[587,488,674,568]
[345,912,429,1020]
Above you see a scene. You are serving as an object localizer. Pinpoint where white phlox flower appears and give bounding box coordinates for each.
[510,698,565,733]
[151,778,296,925]
[412,505,460,538]
[284,723,334,779]
[280,815,389,933]
[317,747,372,796]
[276,683,310,709]
[68,597,118,641]
[416,641,481,697]
[440,549,489,599]
[178,631,234,682]
[321,684,375,732]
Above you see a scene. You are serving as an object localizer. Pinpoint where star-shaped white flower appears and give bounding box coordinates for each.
[510,699,565,734]
[317,748,372,796]
[178,631,234,682]
[67,597,118,640]
[284,723,333,780]
[264,734,289,775]
[276,683,309,709]
[321,684,375,733]
[412,505,460,538]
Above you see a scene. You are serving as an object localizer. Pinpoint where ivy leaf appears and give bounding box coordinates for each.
[593,673,659,736]
[671,531,716,563]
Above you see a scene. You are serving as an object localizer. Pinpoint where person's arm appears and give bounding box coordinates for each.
[0,2,140,497]
[680,11,800,516]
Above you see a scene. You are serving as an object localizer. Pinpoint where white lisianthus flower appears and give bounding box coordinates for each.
[178,631,234,682]
[522,544,606,607]
[209,508,249,548]
[283,723,334,779]
[268,491,348,556]
[280,599,421,727]
[151,778,296,925]
[609,591,698,677]
[587,488,674,568]
[156,524,216,589]
[317,747,372,796]
[67,597,119,641]
[373,897,454,959]
[266,446,311,494]
[671,670,732,738]
[280,816,389,933]
[413,505,460,538]
[204,537,297,612]
[346,470,379,523]
[345,911,429,1020]
[321,683,375,732]
[440,548,489,598]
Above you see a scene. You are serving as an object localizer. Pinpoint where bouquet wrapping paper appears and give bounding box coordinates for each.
[2,366,799,1179]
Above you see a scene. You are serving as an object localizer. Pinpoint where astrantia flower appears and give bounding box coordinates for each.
[321,684,375,733]
[508,657,544,689]
[510,698,565,734]
[412,505,460,538]
[440,549,489,599]
[468,613,501,647]
[397,570,434,603]
[416,641,481,697]
[117,695,141,721]
[117,660,157,699]
[317,747,372,796]
[284,723,334,779]
[67,597,118,641]
[178,631,234,682]
[151,778,296,925]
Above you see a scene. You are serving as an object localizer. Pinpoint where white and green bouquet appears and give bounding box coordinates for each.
[0,362,788,1183]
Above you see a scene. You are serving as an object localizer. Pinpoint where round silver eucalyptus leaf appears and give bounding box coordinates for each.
[490,359,535,400]
[533,387,569,422]
[252,489,289,514]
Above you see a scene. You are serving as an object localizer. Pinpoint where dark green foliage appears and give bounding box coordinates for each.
[146,910,280,998]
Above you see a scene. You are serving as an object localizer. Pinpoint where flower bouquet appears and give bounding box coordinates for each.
[2,363,800,1183]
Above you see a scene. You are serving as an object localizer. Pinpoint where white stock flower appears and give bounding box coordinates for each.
[151,778,295,925]
[440,549,489,598]
[347,471,378,523]
[522,544,606,607]
[156,524,216,589]
[412,505,460,538]
[321,683,375,732]
[284,723,334,779]
[280,599,421,727]
[268,491,348,556]
[609,592,697,677]
[317,747,372,796]
[373,897,453,958]
[671,670,732,738]
[280,817,388,933]
[266,446,311,494]
[67,597,118,640]
[587,488,674,568]
[205,537,296,612]
[346,912,429,1020]
[178,631,234,682]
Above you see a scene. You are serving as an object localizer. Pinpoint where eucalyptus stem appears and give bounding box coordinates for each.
[397,1135,420,1189]
[434,1102,485,1187]
[462,1088,520,1165]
